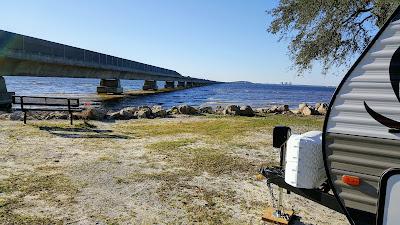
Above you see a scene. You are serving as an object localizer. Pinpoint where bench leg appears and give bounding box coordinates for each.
[23,111,27,124]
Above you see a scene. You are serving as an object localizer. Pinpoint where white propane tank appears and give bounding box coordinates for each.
[284,131,327,189]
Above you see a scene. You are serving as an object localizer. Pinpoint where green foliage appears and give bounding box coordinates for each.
[268,0,399,74]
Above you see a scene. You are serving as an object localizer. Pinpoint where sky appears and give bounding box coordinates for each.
[0,0,344,86]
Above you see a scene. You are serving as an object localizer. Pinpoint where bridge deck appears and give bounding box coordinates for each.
[0,30,213,83]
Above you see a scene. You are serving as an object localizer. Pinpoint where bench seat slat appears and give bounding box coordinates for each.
[14,103,80,107]
[15,108,82,112]
[12,96,79,107]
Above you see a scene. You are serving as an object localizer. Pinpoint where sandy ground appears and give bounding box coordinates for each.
[0,115,348,225]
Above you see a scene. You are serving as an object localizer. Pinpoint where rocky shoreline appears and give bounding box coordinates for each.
[0,102,328,122]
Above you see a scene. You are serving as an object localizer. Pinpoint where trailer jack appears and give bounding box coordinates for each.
[259,167,294,224]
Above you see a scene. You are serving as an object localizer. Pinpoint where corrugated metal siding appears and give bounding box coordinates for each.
[325,17,400,219]
[327,19,400,140]
[326,133,400,214]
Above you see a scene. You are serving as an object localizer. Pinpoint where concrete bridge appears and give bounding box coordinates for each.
[0,30,217,109]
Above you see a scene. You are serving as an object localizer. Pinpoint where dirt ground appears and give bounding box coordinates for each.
[0,115,348,225]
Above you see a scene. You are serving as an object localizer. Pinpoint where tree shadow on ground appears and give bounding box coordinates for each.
[38,126,131,139]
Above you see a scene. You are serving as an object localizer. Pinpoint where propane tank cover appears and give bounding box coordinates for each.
[284,131,326,189]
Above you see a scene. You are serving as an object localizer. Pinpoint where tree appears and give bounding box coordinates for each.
[268,0,399,75]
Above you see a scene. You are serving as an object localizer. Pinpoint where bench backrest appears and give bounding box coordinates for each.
[12,96,80,107]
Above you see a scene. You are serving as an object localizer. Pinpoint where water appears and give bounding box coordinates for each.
[4,76,335,110]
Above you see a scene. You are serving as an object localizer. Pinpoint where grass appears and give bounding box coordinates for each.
[116,114,323,141]
[98,154,121,164]
[184,188,234,225]
[0,173,78,202]
[0,172,78,225]
[146,138,196,153]
[145,139,254,176]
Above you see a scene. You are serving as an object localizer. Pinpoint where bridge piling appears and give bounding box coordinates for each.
[97,79,123,94]
[177,81,186,88]
[186,81,193,87]
[164,81,175,89]
[0,76,13,110]
[143,80,158,90]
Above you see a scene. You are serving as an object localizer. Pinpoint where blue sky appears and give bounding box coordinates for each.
[0,0,343,86]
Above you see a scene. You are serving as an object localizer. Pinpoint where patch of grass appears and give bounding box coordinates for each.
[186,147,256,176]
[114,176,130,184]
[126,170,238,224]
[0,173,78,225]
[146,138,196,153]
[98,154,121,164]
[3,123,43,141]
[117,115,323,143]
[34,165,61,171]
[184,188,233,224]
[128,170,183,183]
[127,170,185,201]
[146,139,256,176]
[0,202,62,225]
[231,139,271,150]
[0,173,79,202]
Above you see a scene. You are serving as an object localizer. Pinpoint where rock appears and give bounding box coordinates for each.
[239,105,255,117]
[301,105,318,116]
[315,102,321,109]
[317,103,329,115]
[290,109,301,115]
[301,106,312,116]
[255,108,268,114]
[9,112,23,121]
[199,106,214,114]
[134,107,153,119]
[118,107,138,120]
[177,105,198,115]
[168,106,179,115]
[224,105,240,116]
[0,113,10,120]
[79,107,107,120]
[282,110,294,115]
[152,105,167,118]
[108,111,122,120]
[215,106,225,115]
[277,105,289,112]
[108,108,137,120]
[267,105,278,113]
[299,103,308,111]
[45,112,68,120]
[138,105,152,111]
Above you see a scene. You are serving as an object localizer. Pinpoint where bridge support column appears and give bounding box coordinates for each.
[0,76,13,111]
[177,81,186,88]
[97,79,123,94]
[164,81,175,89]
[143,80,158,90]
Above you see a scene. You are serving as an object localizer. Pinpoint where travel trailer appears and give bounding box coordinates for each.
[261,6,400,225]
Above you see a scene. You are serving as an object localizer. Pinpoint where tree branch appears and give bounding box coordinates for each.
[342,6,374,26]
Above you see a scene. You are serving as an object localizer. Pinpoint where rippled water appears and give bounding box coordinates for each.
[4,76,335,110]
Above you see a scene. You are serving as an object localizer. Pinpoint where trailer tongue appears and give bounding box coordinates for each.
[260,127,344,224]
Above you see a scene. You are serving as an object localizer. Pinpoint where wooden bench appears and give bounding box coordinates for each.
[12,96,81,125]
